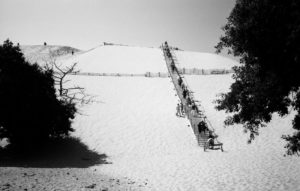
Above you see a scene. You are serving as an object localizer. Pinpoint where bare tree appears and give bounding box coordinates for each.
[43,58,94,107]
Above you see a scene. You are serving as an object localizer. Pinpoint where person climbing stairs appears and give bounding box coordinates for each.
[162,42,223,151]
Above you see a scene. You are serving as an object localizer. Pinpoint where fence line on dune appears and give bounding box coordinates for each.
[67,68,233,78]
[68,72,170,78]
[177,67,233,75]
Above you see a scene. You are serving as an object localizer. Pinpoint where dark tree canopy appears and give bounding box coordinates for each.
[215,0,300,155]
[0,39,76,148]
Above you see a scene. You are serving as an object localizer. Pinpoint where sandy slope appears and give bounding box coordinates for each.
[70,76,195,190]
[1,45,299,190]
[184,74,300,191]
[21,45,81,64]
[69,74,300,191]
[63,45,167,74]
[174,50,237,70]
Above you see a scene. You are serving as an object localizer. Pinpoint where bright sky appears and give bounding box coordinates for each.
[0,0,235,54]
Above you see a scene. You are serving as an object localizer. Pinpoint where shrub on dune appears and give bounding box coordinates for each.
[0,39,76,149]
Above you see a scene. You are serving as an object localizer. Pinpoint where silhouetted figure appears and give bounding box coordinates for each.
[171,63,175,72]
[178,77,183,86]
[181,83,185,90]
[176,103,181,116]
[187,96,192,106]
[192,103,197,111]
[198,121,208,134]
[192,102,200,114]
[183,88,188,99]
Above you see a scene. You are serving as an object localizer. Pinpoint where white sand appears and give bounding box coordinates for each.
[70,74,300,191]
[183,74,300,190]
[21,45,80,64]
[63,45,167,74]
[2,45,300,190]
[173,50,238,70]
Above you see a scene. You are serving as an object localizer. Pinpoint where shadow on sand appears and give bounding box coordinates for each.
[0,137,109,168]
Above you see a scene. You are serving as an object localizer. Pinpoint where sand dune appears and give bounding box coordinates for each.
[174,50,237,70]
[63,45,167,74]
[1,45,299,190]
[70,74,300,191]
[21,45,81,64]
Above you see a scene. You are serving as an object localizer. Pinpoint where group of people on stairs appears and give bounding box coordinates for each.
[163,41,223,151]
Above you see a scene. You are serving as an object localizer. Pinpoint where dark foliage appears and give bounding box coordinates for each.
[0,39,76,148]
[215,0,300,155]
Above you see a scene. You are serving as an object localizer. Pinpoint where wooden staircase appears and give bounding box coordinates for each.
[197,130,210,147]
[162,42,212,147]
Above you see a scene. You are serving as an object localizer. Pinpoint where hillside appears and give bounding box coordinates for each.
[20,44,238,75]
[62,44,237,76]
[63,45,168,75]
[174,51,237,70]
[2,44,299,191]
[67,44,299,190]
[20,45,81,64]
[69,73,300,191]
